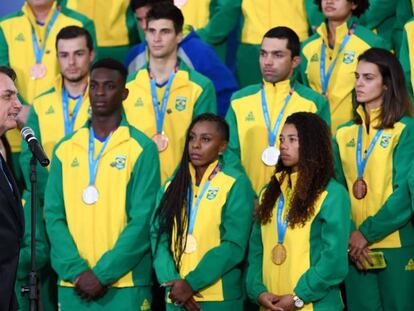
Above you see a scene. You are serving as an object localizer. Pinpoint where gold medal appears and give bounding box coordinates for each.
[183,234,197,254]
[30,63,47,80]
[352,178,367,200]
[152,132,169,152]
[271,244,287,265]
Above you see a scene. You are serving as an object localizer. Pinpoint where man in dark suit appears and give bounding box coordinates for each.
[0,66,24,311]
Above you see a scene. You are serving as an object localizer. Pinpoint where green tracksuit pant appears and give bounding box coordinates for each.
[166,299,243,311]
[345,245,414,311]
[58,286,152,311]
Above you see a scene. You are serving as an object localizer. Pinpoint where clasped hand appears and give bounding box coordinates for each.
[257,292,295,311]
[162,279,202,311]
[74,270,107,300]
[348,230,373,270]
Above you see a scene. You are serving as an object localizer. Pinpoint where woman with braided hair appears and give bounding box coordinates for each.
[247,112,350,311]
[151,112,254,311]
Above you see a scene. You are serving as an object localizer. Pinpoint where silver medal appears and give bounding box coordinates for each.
[82,185,99,205]
[261,146,280,166]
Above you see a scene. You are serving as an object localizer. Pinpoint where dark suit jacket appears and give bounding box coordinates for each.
[0,154,24,311]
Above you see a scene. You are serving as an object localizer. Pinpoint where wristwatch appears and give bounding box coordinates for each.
[292,294,304,308]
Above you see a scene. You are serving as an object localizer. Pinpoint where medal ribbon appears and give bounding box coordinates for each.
[31,10,60,64]
[276,194,288,244]
[187,163,222,234]
[62,88,83,135]
[88,127,112,186]
[320,22,356,94]
[260,85,295,147]
[356,125,383,179]
[150,70,176,134]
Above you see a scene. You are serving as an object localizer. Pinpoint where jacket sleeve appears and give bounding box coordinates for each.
[196,0,241,45]
[332,135,347,187]
[44,150,89,282]
[314,94,331,128]
[192,78,217,116]
[185,175,254,291]
[399,23,414,97]
[358,0,397,30]
[359,121,414,242]
[224,105,241,163]
[0,25,9,65]
[92,141,161,285]
[294,184,351,303]
[246,220,267,304]
[150,185,181,284]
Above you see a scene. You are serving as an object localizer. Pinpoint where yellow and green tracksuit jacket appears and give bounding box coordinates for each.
[20,75,91,199]
[358,0,397,48]
[60,0,139,48]
[394,0,414,51]
[399,17,414,97]
[246,173,350,310]
[333,105,414,249]
[16,75,90,308]
[44,116,160,287]
[179,0,240,46]
[151,160,254,302]
[300,18,388,134]
[225,79,330,195]
[0,2,96,153]
[123,62,216,184]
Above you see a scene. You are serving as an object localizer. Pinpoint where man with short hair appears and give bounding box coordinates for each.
[123,2,216,183]
[0,0,96,189]
[44,58,160,310]
[16,25,96,310]
[226,26,331,195]
[126,0,238,116]
[0,66,24,311]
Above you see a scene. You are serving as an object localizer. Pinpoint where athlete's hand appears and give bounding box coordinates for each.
[162,279,199,307]
[74,270,106,300]
[183,297,201,311]
[274,294,295,311]
[257,292,284,311]
[348,230,369,260]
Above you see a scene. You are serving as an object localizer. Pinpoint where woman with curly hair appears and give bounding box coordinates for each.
[334,48,414,310]
[151,113,254,311]
[300,0,389,134]
[246,112,351,311]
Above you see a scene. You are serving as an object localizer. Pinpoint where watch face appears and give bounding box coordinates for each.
[294,299,304,308]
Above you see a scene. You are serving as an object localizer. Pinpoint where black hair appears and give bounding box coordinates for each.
[0,66,17,81]
[130,0,173,11]
[314,0,369,17]
[90,58,128,83]
[56,25,94,51]
[259,112,334,228]
[353,48,412,128]
[263,26,300,58]
[146,1,184,33]
[153,113,228,269]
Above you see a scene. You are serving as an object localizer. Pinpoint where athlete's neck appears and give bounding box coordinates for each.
[91,111,122,138]
[327,15,351,47]
[29,2,54,24]
[149,54,177,84]
[63,76,88,98]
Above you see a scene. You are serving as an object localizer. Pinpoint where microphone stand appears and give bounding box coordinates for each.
[21,155,42,311]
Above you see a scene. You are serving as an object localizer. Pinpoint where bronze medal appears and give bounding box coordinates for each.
[30,63,47,80]
[152,133,169,152]
[352,178,367,200]
[271,244,287,265]
[183,234,197,254]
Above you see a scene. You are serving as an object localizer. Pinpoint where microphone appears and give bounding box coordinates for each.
[21,127,50,167]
